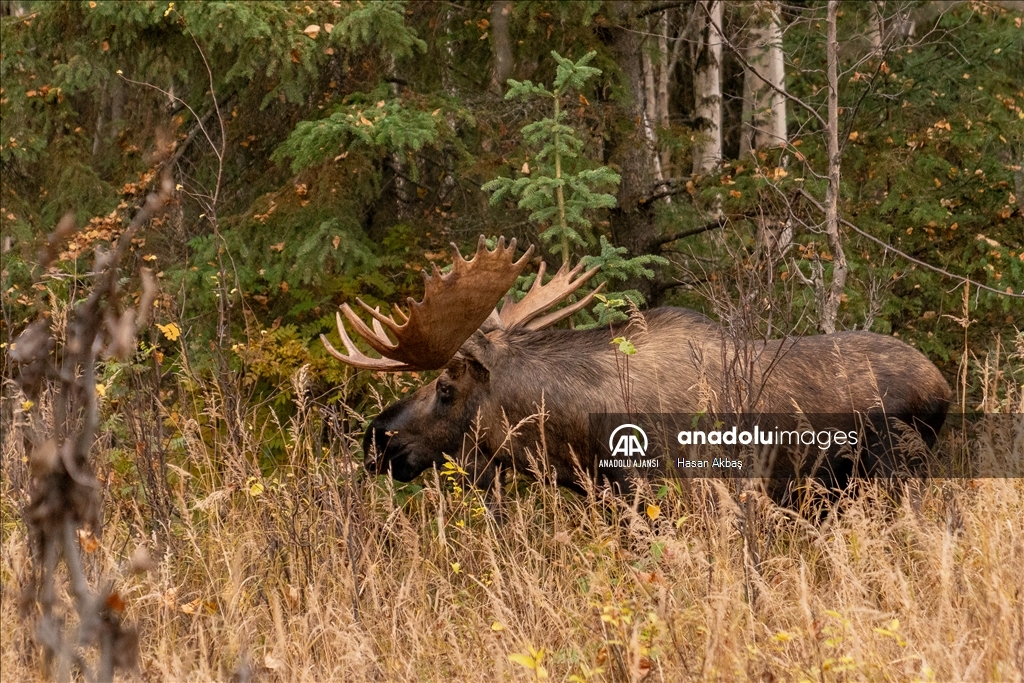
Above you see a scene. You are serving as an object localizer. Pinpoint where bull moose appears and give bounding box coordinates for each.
[323,237,952,495]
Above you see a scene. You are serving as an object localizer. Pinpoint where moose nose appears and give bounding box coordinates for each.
[362,424,392,473]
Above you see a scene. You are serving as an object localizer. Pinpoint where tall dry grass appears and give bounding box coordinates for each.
[2,352,1023,683]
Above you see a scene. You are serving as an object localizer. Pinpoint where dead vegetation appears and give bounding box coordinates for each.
[1,347,1022,682]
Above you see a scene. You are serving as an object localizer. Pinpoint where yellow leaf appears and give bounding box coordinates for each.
[95,383,106,398]
[508,653,537,670]
[646,504,661,520]
[491,621,505,632]
[450,562,461,574]
[729,190,742,198]
[848,131,859,141]
[303,24,321,39]
[521,161,530,174]
[163,2,174,17]
[156,322,181,341]
[248,479,265,497]
[180,598,215,615]
[21,400,34,411]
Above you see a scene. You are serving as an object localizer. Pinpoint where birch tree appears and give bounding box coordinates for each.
[692,0,722,174]
[740,0,787,156]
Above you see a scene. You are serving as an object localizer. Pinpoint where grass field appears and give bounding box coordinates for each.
[2,362,1022,683]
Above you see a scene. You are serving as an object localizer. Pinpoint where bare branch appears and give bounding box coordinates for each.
[797,188,1023,299]
[656,216,729,245]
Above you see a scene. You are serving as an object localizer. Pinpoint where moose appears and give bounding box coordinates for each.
[323,237,952,496]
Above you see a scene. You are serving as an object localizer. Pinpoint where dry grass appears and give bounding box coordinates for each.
[2,364,1022,683]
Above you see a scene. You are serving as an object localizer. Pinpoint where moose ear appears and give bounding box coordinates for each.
[458,329,498,377]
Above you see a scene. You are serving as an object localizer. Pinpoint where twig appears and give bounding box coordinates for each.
[12,165,173,683]
[656,217,729,245]
[796,188,1023,299]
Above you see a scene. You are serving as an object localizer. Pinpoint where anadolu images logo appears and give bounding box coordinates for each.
[608,424,648,458]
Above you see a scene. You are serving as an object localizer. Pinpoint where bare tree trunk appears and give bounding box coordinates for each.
[741,1,787,155]
[490,1,513,94]
[867,0,884,53]
[642,37,664,182]
[657,11,672,172]
[692,0,722,174]
[820,0,848,334]
[762,10,786,149]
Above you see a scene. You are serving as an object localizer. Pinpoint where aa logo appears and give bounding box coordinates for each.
[608,424,648,458]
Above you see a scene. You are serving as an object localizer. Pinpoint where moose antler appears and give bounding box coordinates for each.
[498,259,605,331]
[322,236,533,371]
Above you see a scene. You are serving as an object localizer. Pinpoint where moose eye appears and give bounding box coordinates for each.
[436,382,455,403]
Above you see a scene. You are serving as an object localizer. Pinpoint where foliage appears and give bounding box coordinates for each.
[2,3,1023,678]
[483,51,619,260]
[483,50,665,325]
[1,0,1020,415]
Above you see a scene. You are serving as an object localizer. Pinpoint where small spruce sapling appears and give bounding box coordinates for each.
[483,51,666,327]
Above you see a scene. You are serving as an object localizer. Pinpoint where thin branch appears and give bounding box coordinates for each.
[656,217,728,245]
[796,188,1024,299]
[641,185,692,204]
[635,1,688,20]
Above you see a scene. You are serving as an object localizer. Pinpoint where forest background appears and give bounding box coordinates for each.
[1,1,1023,682]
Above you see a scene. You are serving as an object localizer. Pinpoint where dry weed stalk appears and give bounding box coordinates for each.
[7,171,172,682]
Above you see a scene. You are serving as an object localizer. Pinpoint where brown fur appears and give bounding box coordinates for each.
[363,308,952,492]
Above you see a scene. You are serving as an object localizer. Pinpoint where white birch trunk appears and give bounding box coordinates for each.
[762,12,787,149]
[641,41,664,182]
[657,11,672,172]
[692,0,723,174]
[741,1,787,154]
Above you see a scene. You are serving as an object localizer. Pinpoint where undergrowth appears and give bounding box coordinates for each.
[1,352,1022,683]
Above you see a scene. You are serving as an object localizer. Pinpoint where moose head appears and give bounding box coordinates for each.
[322,236,604,483]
